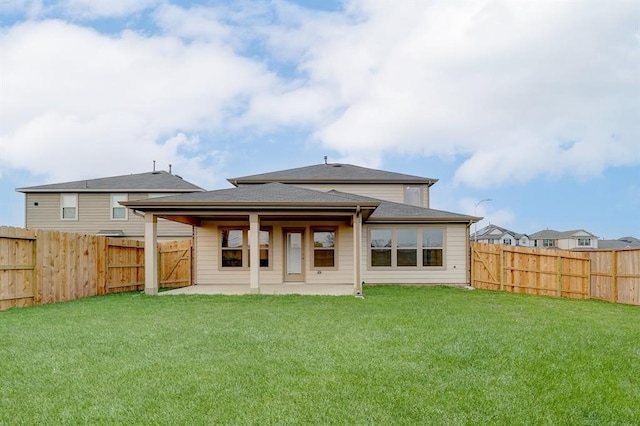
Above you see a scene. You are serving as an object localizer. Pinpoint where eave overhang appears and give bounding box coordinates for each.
[367,215,481,224]
[229,178,438,187]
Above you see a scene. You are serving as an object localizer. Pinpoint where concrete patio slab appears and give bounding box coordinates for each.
[160,284,355,296]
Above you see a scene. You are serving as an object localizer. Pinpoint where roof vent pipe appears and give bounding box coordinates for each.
[153,160,156,172]
[324,156,328,164]
[169,164,172,174]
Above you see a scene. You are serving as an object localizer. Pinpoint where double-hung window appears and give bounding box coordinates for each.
[61,194,78,220]
[221,228,271,268]
[312,228,337,268]
[422,229,444,266]
[221,229,244,267]
[111,194,128,220]
[577,238,591,247]
[397,229,417,266]
[370,229,392,267]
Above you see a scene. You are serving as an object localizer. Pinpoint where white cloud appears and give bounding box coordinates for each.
[260,0,640,187]
[0,17,277,187]
[2,0,639,192]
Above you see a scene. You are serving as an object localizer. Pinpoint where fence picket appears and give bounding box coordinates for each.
[0,227,192,310]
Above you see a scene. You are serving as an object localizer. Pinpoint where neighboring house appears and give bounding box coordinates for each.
[123,162,480,295]
[598,236,640,249]
[472,224,531,247]
[16,170,204,240]
[529,229,598,250]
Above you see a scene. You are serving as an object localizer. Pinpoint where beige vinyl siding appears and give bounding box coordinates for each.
[194,220,354,286]
[361,223,469,285]
[24,193,192,239]
[291,183,431,208]
[291,183,406,204]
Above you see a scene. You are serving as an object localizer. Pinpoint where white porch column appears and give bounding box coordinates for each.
[249,213,260,294]
[144,212,158,295]
[353,210,362,295]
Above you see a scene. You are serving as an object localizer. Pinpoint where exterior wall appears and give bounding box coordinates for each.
[361,223,469,285]
[277,183,430,208]
[558,237,598,250]
[24,193,192,239]
[194,219,355,286]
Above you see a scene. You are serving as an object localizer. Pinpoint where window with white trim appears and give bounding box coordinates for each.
[370,228,444,268]
[503,238,512,245]
[577,238,591,247]
[404,186,422,207]
[543,239,555,247]
[61,194,78,220]
[312,228,336,268]
[111,194,128,220]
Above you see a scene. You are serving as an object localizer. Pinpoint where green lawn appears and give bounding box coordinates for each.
[1,286,639,425]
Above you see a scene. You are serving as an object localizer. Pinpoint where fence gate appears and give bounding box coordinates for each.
[0,229,37,310]
[471,243,591,299]
[159,240,192,288]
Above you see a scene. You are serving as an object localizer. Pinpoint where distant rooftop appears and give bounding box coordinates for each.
[529,229,598,239]
[16,171,204,193]
[228,163,438,186]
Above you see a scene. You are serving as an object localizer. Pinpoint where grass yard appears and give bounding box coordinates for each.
[1,286,639,425]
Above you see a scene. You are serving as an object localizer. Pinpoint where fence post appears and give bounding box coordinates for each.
[499,247,505,291]
[470,243,475,288]
[556,255,563,297]
[612,250,618,303]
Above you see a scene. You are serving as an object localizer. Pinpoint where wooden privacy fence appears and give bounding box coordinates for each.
[472,243,640,306]
[472,243,591,299]
[583,248,640,305]
[0,227,192,311]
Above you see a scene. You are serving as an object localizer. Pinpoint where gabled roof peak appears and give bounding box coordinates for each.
[16,170,204,193]
[228,163,438,186]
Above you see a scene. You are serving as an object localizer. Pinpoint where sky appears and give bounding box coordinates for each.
[0,0,639,239]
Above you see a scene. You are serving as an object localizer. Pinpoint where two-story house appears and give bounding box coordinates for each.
[530,229,598,249]
[472,224,531,247]
[16,170,204,240]
[122,162,480,295]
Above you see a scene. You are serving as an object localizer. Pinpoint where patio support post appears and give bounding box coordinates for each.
[144,212,158,295]
[353,210,362,295]
[249,213,260,294]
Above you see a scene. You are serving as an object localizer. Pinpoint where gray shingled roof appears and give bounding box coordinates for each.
[228,163,437,186]
[16,171,204,193]
[122,182,380,207]
[328,190,478,223]
[473,224,528,240]
[529,229,598,239]
[599,237,640,249]
[122,183,476,223]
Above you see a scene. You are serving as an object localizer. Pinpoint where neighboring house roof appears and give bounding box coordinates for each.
[16,171,204,193]
[598,236,640,249]
[472,224,528,240]
[529,229,598,240]
[228,163,438,186]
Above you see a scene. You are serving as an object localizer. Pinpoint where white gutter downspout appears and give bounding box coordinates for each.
[467,220,473,288]
[354,206,363,297]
